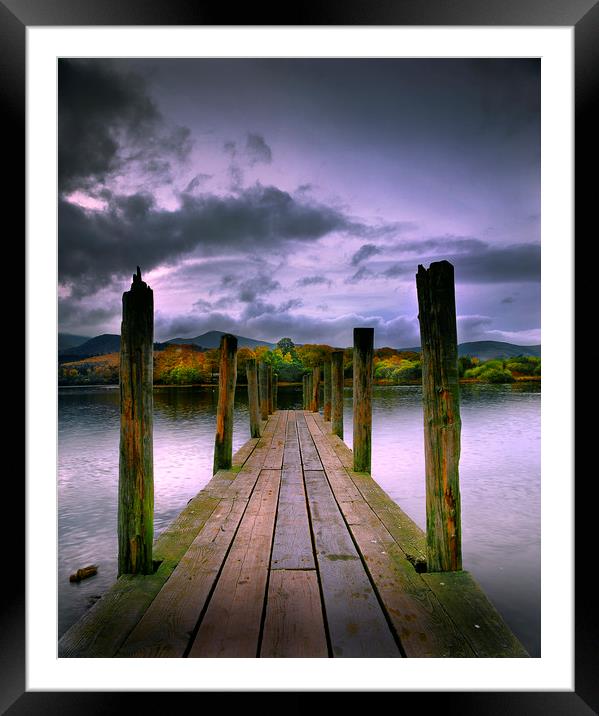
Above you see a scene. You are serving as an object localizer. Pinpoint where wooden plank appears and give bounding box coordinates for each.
[187,468,281,657]
[302,468,401,658]
[304,414,469,657]
[232,437,259,466]
[271,469,315,570]
[422,571,529,657]
[260,570,328,657]
[118,498,248,657]
[297,412,323,471]
[263,410,288,470]
[348,509,475,657]
[304,413,363,504]
[317,417,426,565]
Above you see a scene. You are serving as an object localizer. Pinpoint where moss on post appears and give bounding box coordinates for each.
[331,350,344,439]
[323,361,332,422]
[213,333,238,474]
[416,260,462,572]
[259,361,268,420]
[273,373,278,412]
[246,357,261,438]
[353,327,373,473]
[118,267,154,576]
[311,366,320,412]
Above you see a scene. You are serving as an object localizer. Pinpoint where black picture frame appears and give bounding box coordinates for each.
[7,1,595,712]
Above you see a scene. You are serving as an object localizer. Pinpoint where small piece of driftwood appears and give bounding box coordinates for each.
[69,565,98,583]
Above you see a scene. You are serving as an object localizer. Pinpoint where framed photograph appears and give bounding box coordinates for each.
[10,0,593,711]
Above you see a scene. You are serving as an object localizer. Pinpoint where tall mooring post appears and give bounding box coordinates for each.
[267,365,273,414]
[353,327,373,473]
[307,372,313,412]
[416,260,462,572]
[273,373,278,411]
[311,366,320,412]
[213,333,238,474]
[118,267,154,576]
[302,374,307,409]
[331,350,344,439]
[323,360,332,422]
[246,357,261,438]
[259,361,269,420]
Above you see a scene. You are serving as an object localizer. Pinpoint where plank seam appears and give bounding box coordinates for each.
[304,412,408,657]
[180,412,281,657]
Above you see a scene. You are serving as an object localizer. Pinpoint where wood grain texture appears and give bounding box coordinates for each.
[302,465,400,658]
[416,261,462,571]
[212,333,238,474]
[118,498,248,657]
[422,571,529,657]
[118,267,154,575]
[352,327,373,474]
[311,366,320,412]
[331,350,344,439]
[246,358,261,438]
[260,570,328,657]
[323,360,332,422]
[188,469,281,657]
[259,361,268,420]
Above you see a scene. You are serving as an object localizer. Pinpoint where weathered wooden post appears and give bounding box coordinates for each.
[267,364,273,414]
[259,361,268,420]
[311,366,320,412]
[246,357,261,438]
[302,374,307,409]
[118,267,154,576]
[323,360,332,422]
[273,373,278,411]
[213,333,238,474]
[416,260,462,572]
[353,327,373,473]
[306,373,312,412]
[331,350,344,439]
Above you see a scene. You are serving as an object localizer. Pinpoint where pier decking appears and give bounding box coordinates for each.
[58,409,528,658]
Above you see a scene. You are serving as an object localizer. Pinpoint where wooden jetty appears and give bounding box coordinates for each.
[59,408,527,657]
[58,262,529,658]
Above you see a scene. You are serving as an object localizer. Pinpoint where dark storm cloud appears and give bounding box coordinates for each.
[380,242,540,284]
[296,275,332,288]
[351,243,382,266]
[345,266,374,284]
[246,133,273,166]
[184,173,213,193]
[58,59,192,194]
[235,274,281,303]
[501,296,515,304]
[59,183,386,297]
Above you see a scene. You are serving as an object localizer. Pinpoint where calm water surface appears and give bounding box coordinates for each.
[58,383,540,656]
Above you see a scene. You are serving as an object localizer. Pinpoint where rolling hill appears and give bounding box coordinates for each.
[165,331,274,350]
[398,341,540,360]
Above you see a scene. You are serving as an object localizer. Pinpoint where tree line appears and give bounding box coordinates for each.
[58,337,541,386]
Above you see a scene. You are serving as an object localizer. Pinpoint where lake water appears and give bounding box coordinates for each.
[58,382,541,656]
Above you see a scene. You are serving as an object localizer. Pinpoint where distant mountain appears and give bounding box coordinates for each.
[399,341,540,361]
[165,330,274,350]
[58,333,90,351]
[59,333,121,359]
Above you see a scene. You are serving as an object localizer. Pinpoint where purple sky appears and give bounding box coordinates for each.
[58,59,540,347]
